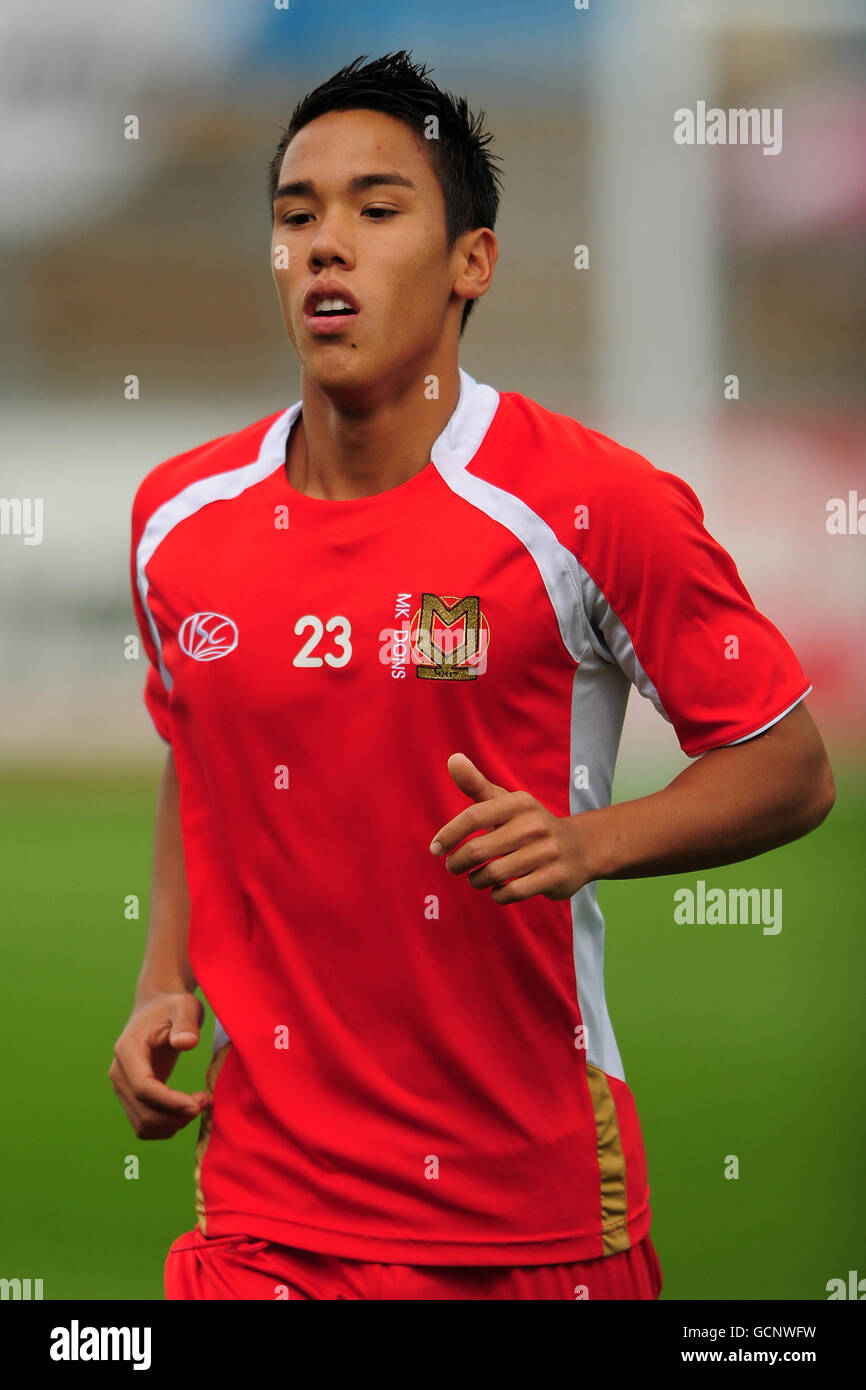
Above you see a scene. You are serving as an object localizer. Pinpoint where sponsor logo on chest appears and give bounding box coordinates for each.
[178,611,239,661]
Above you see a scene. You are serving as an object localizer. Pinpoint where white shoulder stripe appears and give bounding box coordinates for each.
[432,371,592,664]
[431,380,675,718]
[135,406,299,693]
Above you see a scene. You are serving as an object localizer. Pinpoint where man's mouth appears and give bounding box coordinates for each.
[303,292,360,336]
[312,297,358,318]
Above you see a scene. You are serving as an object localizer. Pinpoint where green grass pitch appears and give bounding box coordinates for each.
[1,764,863,1299]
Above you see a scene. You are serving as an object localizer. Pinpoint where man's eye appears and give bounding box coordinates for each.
[279,209,395,226]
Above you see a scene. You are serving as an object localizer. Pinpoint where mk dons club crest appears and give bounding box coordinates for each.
[409,593,490,680]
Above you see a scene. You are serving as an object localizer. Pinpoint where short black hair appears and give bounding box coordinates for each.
[268,51,503,335]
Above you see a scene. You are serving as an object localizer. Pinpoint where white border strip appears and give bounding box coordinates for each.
[711,686,813,748]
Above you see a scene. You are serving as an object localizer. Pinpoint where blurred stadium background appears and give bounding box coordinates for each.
[1,0,863,1300]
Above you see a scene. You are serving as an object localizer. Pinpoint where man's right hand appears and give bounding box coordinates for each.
[109,991,212,1139]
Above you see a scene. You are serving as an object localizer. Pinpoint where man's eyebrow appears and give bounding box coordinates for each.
[272,172,417,204]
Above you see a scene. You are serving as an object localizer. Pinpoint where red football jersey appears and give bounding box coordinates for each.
[131,370,810,1264]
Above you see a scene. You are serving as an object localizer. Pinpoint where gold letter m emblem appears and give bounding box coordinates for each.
[416,593,480,681]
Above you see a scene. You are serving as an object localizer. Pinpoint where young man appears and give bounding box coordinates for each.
[111,52,835,1301]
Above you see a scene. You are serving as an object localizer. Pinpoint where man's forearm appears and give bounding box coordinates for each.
[110,746,208,1139]
[582,701,835,882]
[134,747,197,1004]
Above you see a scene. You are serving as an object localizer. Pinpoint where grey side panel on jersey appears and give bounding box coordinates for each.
[579,574,673,725]
[434,371,636,1083]
[568,651,632,1080]
[213,1018,230,1053]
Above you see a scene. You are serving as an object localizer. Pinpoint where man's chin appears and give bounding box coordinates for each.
[301,349,392,404]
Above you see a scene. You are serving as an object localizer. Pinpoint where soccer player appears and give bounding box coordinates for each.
[110,52,835,1301]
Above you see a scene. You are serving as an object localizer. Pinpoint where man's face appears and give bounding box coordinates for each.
[271,107,467,402]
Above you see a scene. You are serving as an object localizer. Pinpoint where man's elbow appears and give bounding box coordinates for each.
[795,750,836,835]
[771,703,836,836]
[809,754,836,829]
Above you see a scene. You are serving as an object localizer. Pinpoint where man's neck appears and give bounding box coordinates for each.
[285,366,461,501]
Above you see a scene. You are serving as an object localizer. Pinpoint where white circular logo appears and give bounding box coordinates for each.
[178,612,238,661]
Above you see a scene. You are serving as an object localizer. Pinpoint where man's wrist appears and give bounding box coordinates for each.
[571,796,667,884]
[568,805,620,886]
[134,975,198,1008]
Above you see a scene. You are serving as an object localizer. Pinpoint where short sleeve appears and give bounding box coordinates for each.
[130,498,172,745]
[576,463,811,758]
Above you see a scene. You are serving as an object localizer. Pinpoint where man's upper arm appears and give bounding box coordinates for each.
[130,482,172,745]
